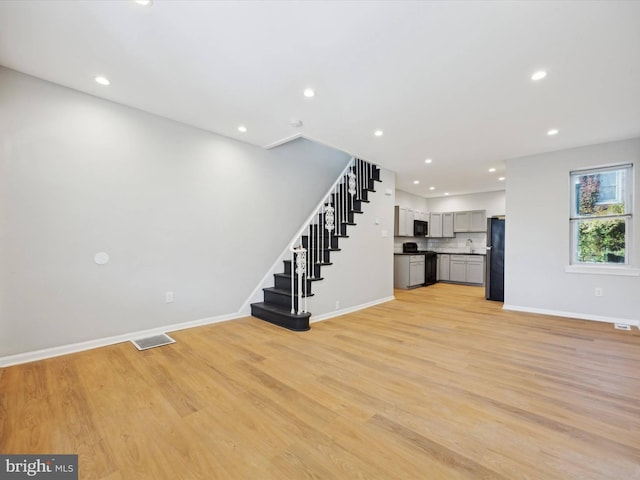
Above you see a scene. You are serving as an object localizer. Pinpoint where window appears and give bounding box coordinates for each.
[570,164,632,265]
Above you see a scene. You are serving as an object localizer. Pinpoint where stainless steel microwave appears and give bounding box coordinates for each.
[413,220,428,237]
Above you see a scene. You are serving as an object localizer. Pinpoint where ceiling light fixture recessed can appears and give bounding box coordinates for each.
[238,125,247,133]
[499,177,506,181]
[444,192,450,196]
[531,70,547,81]
[94,76,110,86]
[547,128,559,136]
[424,158,433,164]
[134,0,153,5]
[303,88,315,98]
[413,180,420,185]
[488,168,496,173]
[374,130,383,137]
[429,186,435,191]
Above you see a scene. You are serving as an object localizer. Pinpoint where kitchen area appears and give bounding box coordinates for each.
[393,193,505,301]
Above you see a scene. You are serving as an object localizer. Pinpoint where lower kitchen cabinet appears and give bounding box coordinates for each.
[394,255,425,289]
[410,259,425,286]
[466,256,485,284]
[437,254,450,281]
[442,254,485,285]
[450,256,467,282]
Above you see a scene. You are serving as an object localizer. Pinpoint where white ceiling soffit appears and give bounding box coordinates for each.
[0,0,639,197]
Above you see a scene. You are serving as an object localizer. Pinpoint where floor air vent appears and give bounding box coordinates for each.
[131,333,176,350]
[614,324,632,331]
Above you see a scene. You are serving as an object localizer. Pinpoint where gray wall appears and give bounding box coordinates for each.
[505,137,640,323]
[0,67,351,358]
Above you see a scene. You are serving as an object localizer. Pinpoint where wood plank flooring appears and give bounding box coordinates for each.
[1,283,639,479]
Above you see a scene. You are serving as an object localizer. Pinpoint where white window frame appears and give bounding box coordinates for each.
[566,163,638,276]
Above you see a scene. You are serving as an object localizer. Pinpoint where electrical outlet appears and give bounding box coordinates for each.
[165,291,174,303]
[595,287,603,297]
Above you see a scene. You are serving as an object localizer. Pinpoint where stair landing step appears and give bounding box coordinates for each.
[251,302,310,331]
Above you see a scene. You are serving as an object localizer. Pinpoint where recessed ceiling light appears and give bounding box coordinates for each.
[444,192,450,196]
[531,70,547,81]
[134,0,153,5]
[499,177,506,181]
[374,130,383,137]
[94,76,110,86]
[424,158,433,164]
[488,168,496,173]
[413,180,420,185]
[547,128,559,136]
[303,88,315,98]
[238,125,247,133]
[429,186,435,191]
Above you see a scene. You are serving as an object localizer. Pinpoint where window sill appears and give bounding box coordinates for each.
[564,265,640,276]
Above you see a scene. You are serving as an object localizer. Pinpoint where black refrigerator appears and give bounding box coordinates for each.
[485,217,505,301]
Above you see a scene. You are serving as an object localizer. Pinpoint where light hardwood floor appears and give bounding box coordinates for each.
[1,284,639,479]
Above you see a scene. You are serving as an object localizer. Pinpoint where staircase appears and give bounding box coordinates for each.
[250,158,381,331]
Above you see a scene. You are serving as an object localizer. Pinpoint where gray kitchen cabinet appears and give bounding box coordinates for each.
[394,206,415,237]
[437,254,450,281]
[454,210,486,232]
[405,208,415,235]
[466,256,485,284]
[453,212,469,232]
[415,210,429,222]
[394,255,425,289]
[442,212,454,237]
[449,255,468,282]
[469,210,486,232]
[448,255,485,284]
[410,258,425,286]
[429,212,442,237]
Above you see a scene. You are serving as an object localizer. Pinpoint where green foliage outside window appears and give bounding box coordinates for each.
[577,218,625,263]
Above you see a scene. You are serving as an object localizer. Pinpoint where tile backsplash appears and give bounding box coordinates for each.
[394,232,487,254]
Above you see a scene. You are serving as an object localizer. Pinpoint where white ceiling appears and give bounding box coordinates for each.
[1,0,639,198]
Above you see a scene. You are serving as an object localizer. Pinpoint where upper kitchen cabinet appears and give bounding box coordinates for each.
[429,212,454,238]
[442,212,454,237]
[415,210,429,222]
[429,212,442,237]
[453,210,486,233]
[394,206,415,236]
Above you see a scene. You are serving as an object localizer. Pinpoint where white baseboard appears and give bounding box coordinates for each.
[310,296,395,323]
[0,312,245,368]
[502,304,640,327]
